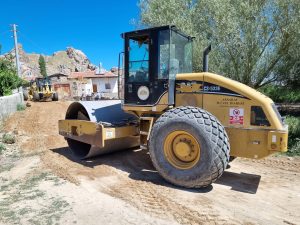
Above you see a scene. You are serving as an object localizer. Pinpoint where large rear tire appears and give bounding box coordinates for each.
[149,106,230,188]
[33,92,40,101]
[52,92,58,101]
[23,90,29,101]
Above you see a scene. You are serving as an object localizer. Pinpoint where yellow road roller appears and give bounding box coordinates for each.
[24,77,58,102]
[59,26,288,188]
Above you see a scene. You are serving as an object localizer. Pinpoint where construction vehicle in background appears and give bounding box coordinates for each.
[23,77,58,101]
[58,26,288,188]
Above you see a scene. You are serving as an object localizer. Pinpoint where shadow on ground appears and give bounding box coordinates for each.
[52,147,260,194]
[216,171,261,194]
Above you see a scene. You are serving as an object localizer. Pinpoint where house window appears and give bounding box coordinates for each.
[93,84,98,92]
[105,83,111,89]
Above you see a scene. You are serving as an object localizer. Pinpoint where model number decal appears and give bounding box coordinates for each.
[203,85,221,92]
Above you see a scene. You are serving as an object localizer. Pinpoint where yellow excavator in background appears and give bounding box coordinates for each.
[58,26,288,188]
[23,77,58,101]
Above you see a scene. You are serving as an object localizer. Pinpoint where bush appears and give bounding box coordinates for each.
[2,133,15,144]
[17,103,26,111]
[0,58,24,96]
[286,140,300,156]
[286,116,300,141]
[260,85,300,103]
[285,116,300,156]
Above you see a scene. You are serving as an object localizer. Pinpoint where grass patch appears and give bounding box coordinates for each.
[0,137,71,224]
[2,133,15,144]
[0,163,14,174]
[0,170,71,224]
[17,103,26,111]
[27,199,70,225]
[0,143,5,154]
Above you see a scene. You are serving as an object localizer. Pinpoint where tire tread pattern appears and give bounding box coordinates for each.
[149,106,230,188]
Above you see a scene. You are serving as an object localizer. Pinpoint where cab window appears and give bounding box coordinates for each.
[157,30,193,80]
[158,30,170,79]
[128,36,149,83]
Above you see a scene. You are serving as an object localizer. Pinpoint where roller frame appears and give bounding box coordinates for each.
[58,119,139,147]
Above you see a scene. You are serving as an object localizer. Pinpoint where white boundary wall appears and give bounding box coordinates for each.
[0,92,24,120]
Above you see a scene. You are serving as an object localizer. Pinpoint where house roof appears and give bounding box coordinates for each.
[69,71,118,79]
[48,73,68,77]
[69,71,96,78]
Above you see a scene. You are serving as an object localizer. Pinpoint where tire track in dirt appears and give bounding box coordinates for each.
[102,176,229,225]
[4,102,80,185]
[3,102,233,224]
[4,101,300,225]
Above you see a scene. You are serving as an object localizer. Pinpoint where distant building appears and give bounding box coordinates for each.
[68,71,95,97]
[48,73,70,99]
[48,73,68,83]
[68,70,119,99]
[90,72,118,94]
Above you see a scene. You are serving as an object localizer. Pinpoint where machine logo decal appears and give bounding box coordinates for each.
[176,82,203,93]
[229,108,244,125]
[176,80,249,99]
[137,86,150,101]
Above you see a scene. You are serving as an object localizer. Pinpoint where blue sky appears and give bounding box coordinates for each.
[0,0,141,70]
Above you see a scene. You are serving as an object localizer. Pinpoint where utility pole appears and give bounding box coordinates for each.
[12,24,21,77]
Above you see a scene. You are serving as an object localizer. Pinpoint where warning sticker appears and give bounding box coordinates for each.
[229,108,244,125]
[106,130,113,139]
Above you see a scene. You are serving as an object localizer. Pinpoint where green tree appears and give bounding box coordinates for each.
[39,54,47,77]
[139,0,300,88]
[275,39,300,88]
[0,57,23,96]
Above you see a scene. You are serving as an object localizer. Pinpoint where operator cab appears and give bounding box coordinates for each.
[35,77,52,91]
[122,26,193,106]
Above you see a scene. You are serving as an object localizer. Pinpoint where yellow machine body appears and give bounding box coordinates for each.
[121,72,288,159]
[175,72,288,159]
[59,72,288,160]
[58,26,288,188]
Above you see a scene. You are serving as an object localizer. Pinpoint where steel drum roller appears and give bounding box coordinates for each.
[65,100,140,159]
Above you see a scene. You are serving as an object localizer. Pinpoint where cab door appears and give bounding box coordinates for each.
[124,32,152,105]
[124,29,169,106]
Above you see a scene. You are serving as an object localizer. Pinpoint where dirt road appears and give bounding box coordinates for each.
[1,101,299,225]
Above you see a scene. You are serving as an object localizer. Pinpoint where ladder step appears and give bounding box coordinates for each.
[140,117,153,121]
[140,131,149,135]
[140,144,148,150]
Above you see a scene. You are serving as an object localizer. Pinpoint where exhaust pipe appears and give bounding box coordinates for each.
[203,44,212,72]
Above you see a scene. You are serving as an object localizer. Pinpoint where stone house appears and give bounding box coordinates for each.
[68,71,119,99]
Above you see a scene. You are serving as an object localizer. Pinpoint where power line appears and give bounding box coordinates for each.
[0,30,11,55]
[18,31,48,54]
[0,30,10,36]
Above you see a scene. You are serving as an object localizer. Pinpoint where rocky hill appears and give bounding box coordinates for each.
[1,44,96,80]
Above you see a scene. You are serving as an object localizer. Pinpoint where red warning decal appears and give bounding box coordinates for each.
[229,108,244,125]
